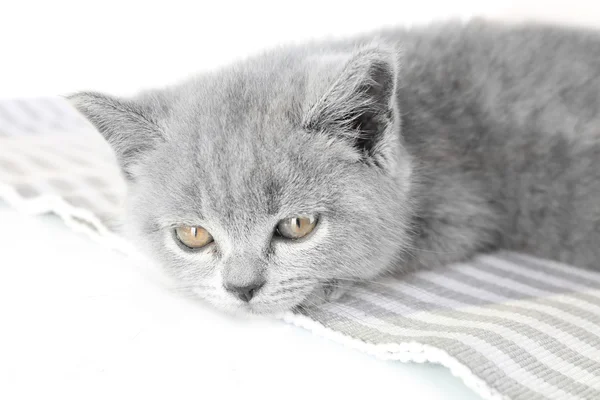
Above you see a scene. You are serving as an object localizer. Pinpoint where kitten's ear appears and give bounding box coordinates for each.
[303,46,400,170]
[68,91,165,180]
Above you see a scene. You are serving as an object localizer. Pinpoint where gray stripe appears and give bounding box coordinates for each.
[36,145,96,169]
[0,102,38,134]
[350,284,600,392]
[477,259,600,311]
[395,275,600,376]
[40,97,67,119]
[501,252,600,288]
[42,97,92,130]
[336,293,600,398]
[483,256,600,300]
[0,102,15,136]
[440,266,600,346]
[15,99,42,122]
[16,99,69,133]
[0,103,17,126]
[300,307,543,400]
[0,157,25,176]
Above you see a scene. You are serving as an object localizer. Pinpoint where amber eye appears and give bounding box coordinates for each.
[276,216,318,240]
[175,226,213,249]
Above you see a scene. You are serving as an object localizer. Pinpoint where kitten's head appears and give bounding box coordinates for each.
[70,44,414,315]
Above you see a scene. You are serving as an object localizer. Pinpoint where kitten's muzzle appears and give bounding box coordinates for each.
[224,281,265,302]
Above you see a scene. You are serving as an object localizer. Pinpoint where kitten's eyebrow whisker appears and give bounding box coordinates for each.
[326,277,396,288]
[270,284,313,296]
[275,277,315,284]
[267,291,311,302]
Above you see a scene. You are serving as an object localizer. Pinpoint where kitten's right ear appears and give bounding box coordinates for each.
[68,91,165,180]
[303,46,400,171]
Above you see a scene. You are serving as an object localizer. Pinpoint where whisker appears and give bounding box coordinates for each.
[290,275,396,289]
[275,277,315,284]
[270,282,317,296]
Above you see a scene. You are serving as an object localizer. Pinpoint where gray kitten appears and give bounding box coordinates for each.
[70,20,600,315]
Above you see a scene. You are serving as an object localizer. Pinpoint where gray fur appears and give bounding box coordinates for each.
[70,19,600,314]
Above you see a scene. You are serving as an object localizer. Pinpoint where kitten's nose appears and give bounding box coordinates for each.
[225,281,265,302]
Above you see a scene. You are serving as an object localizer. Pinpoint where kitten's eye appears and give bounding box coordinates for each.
[175,225,213,249]
[276,216,318,239]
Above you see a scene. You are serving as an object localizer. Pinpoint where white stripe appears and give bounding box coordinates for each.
[0,141,41,178]
[447,263,600,316]
[0,101,37,134]
[412,272,600,363]
[49,97,99,132]
[16,99,49,121]
[481,255,600,302]
[23,99,65,126]
[0,106,16,130]
[1,98,86,134]
[354,286,600,389]
[500,252,600,285]
[423,266,600,337]
[51,97,87,122]
[324,301,581,400]
[1,134,118,173]
[37,137,119,169]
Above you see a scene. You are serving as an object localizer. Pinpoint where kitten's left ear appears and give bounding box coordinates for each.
[68,91,166,180]
[303,46,400,170]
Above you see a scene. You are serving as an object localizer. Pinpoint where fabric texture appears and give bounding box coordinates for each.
[1,97,599,400]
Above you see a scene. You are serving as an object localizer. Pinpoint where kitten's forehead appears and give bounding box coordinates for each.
[149,141,337,241]
[144,52,358,229]
[175,55,309,131]
[154,118,336,228]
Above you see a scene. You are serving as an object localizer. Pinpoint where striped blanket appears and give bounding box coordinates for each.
[1,98,599,400]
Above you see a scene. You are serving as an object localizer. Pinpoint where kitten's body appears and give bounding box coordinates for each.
[72,20,600,314]
[382,21,600,269]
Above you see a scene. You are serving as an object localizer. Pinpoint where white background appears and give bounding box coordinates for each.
[1,2,599,399]
[1,0,599,98]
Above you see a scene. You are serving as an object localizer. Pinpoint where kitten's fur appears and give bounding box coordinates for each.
[71,20,600,315]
